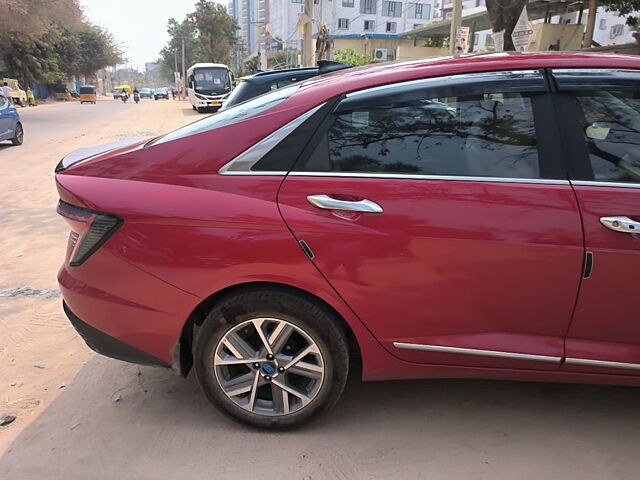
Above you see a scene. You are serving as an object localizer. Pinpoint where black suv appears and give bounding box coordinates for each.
[221,61,351,110]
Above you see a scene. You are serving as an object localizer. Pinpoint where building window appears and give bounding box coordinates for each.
[342,0,354,6]
[338,18,350,29]
[473,32,479,48]
[408,3,430,20]
[314,0,320,4]
[610,24,624,37]
[364,20,375,31]
[292,0,303,3]
[413,24,423,29]
[386,21,397,33]
[360,0,376,14]
[382,1,402,17]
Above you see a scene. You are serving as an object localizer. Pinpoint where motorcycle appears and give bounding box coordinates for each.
[133,92,140,104]
[121,93,129,103]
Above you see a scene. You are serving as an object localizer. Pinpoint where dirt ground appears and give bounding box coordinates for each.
[1,99,640,479]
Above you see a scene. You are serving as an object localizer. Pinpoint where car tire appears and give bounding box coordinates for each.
[194,287,349,429]
[192,105,197,111]
[20,99,26,107]
[11,123,23,146]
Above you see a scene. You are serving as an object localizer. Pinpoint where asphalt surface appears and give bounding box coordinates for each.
[9,97,155,145]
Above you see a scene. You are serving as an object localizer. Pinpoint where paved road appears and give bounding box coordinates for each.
[7,97,163,145]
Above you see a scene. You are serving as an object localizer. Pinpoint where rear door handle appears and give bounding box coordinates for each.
[306,194,383,213]
[600,216,640,234]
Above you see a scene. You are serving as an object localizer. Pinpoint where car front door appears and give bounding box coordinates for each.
[552,68,640,374]
[277,71,584,370]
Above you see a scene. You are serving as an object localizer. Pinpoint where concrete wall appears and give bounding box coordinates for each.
[528,23,584,52]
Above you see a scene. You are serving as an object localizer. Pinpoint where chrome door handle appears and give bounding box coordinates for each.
[306,194,383,213]
[600,216,640,234]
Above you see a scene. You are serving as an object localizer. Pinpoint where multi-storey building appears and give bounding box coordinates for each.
[228,0,268,61]
[268,0,440,51]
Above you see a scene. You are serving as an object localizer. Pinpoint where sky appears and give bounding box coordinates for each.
[81,0,224,70]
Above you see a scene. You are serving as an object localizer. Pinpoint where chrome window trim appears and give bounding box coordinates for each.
[565,357,640,371]
[551,68,640,76]
[393,342,562,363]
[343,69,543,100]
[572,180,640,189]
[218,103,326,174]
[289,172,569,185]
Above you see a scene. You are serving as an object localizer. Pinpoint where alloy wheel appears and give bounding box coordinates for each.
[213,317,325,416]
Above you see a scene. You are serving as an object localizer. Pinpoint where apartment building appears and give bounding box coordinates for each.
[268,0,439,48]
[228,0,268,58]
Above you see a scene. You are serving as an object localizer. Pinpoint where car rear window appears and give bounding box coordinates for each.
[151,84,300,146]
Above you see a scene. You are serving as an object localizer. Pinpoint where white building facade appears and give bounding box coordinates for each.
[268,0,440,51]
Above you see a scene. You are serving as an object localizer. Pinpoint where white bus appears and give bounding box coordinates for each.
[186,63,234,113]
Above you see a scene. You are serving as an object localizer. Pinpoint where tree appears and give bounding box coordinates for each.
[485,0,529,51]
[1,0,82,40]
[188,0,239,65]
[157,2,239,82]
[333,48,373,66]
[2,21,122,85]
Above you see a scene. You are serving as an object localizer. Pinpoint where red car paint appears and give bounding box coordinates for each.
[56,53,640,386]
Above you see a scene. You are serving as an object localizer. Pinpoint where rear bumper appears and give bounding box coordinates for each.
[63,302,170,367]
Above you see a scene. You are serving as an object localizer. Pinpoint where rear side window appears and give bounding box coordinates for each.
[152,84,299,145]
[299,92,541,178]
[570,90,640,183]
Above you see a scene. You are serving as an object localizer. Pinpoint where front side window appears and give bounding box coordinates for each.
[152,84,300,145]
[298,91,541,179]
[571,90,640,183]
[382,1,402,17]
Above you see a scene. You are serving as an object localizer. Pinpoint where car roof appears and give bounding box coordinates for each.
[241,68,318,85]
[294,52,640,103]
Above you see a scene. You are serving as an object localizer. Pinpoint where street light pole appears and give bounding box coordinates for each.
[449,0,463,55]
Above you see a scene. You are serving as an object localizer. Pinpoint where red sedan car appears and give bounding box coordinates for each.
[55,53,640,428]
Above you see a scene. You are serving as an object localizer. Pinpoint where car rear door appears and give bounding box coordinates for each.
[552,68,640,375]
[276,70,584,370]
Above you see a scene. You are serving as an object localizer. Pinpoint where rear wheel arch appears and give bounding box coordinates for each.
[174,281,362,377]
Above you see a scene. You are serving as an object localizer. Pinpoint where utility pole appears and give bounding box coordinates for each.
[181,37,186,100]
[174,49,178,92]
[583,0,598,48]
[449,0,463,55]
[303,0,314,67]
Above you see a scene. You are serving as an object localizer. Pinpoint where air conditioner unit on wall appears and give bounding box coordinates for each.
[374,48,388,61]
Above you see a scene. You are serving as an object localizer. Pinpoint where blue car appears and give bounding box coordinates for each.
[0,94,23,145]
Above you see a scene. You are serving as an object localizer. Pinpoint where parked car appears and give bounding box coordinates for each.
[154,87,169,100]
[0,94,23,145]
[140,87,152,99]
[54,53,640,429]
[220,60,352,110]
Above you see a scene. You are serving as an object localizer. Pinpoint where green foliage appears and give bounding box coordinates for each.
[601,0,640,26]
[270,49,300,69]
[157,1,239,82]
[243,56,260,76]
[1,13,122,84]
[333,48,373,66]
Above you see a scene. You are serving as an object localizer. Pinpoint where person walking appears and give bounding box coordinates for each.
[27,87,36,106]
[2,82,12,103]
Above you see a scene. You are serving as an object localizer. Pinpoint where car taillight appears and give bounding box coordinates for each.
[56,201,122,266]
